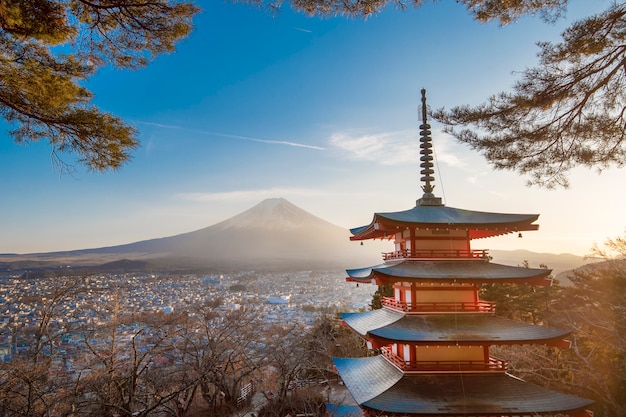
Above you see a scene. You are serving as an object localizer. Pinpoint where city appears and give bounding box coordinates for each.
[0,269,374,367]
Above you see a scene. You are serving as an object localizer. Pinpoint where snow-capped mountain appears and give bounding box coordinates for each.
[1,198,588,273]
[2,198,382,270]
[213,198,336,231]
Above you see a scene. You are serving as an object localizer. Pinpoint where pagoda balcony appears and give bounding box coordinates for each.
[380,347,508,373]
[382,249,489,261]
[382,297,496,314]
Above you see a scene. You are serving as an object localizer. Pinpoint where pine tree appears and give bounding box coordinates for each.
[434,3,626,188]
[0,0,198,172]
[246,0,624,187]
[369,283,393,310]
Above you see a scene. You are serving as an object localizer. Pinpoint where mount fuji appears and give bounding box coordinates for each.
[1,198,382,271]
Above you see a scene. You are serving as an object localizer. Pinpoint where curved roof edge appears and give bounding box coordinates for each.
[351,204,540,241]
[334,356,593,415]
[358,313,571,346]
[333,355,403,404]
[340,309,404,337]
[346,260,552,285]
[340,311,571,345]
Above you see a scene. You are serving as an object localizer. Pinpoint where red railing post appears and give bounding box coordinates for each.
[381,249,490,260]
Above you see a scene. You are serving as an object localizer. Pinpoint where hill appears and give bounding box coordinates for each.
[489,249,589,277]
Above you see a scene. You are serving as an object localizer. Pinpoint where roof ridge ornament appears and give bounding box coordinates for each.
[417,88,443,206]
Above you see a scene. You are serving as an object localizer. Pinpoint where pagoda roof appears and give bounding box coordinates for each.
[346,260,552,285]
[333,355,593,415]
[350,205,539,241]
[324,404,362,417]
[341,309,571,345]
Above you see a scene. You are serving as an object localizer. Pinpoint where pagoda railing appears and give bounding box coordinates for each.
[382,297,496,314]
[382,249,489,261]
[380,347,507,373]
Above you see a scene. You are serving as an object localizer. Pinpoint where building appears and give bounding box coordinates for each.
[332,90,594,417]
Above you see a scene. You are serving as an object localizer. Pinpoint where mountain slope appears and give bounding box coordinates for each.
[1,198,380,270]
[0,198,589,273]
[103,198,367,262]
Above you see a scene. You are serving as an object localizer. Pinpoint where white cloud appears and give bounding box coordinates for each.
[431,135,466,169]
[328,128,468,169]
[329,130,413,165]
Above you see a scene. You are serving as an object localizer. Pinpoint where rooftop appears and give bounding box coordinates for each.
[341,309,571,346]
[346,260,552,285]
[333,355,594,415]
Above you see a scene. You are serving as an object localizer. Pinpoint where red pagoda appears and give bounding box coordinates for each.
[332,90,593,417]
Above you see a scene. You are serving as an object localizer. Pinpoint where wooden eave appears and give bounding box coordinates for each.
[350,206,540,241]
[346,261,553,287]
[366,333,572,349]
[351,220,539,241]
[333,356,594,415]
[373,271,552,287]
[341,310,572,348]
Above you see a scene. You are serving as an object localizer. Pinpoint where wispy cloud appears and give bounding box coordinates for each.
[137,121,325,151]
[294,27,312,33]
[329,128,466,167]
[432,135,466,169]
[330,131,395,162]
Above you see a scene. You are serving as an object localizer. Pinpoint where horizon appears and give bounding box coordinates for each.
[0,197,592,258]
[1,0,623,257]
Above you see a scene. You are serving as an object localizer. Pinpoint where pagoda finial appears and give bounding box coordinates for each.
[416,88,443,206]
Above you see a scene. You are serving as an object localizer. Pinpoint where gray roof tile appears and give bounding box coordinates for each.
[334,356,594,414]
[341,310,570,344]
[351,205,539,234]
[347,260,550,283]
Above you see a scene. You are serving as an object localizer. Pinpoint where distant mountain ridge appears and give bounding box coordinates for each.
[0,198,590,274]
[489,249,588,276]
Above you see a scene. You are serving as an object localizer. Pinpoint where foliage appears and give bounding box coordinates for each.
[369,283,393,310]
[240,0,567,24]
[434,2,626,187]
[547,261,626,417]
[480,261,555,324]
[77,289,192,417]
[0,278,366,416]
[481,280,556,324]
[0,281,197,417]
[485,234,626,417]
[304,313,367,366]
[257,387,325,417]
[0,278,83,417]
[6,0,619,183]
[589,230,626,259]
[243,0,624,187]
[177,299,265,410]
[264,322,315,400]
[0,0,198,172]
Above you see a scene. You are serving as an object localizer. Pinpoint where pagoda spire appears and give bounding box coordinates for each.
[416,88,443,206]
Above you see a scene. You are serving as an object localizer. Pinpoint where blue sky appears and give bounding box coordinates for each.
[1,0,623,257]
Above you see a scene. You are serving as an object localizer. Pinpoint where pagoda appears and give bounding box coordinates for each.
[332,90,593,417]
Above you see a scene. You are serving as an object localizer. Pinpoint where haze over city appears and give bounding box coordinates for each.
[1,0,623,257]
